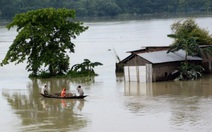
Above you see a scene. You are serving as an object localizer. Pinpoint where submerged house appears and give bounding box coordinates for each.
[115,46,169,73]
[119,46,204,82]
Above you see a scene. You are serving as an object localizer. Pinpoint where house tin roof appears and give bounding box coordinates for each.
[138,50,202,64]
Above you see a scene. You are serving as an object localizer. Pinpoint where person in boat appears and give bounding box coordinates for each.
[41,84,48,95]
[61,88,66,97]
[77,85,84,96]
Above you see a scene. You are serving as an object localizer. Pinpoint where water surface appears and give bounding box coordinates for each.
[1,16,212,132]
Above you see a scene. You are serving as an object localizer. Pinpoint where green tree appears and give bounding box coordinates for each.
[167,18,212,80]
[176,62,204,80]
[167,18,212,58]
[69,59,103,77]
[1,8,88,77]
[167,35,200,62]
[96,0,121,16]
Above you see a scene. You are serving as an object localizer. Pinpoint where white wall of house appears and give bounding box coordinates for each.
[146,64,152,82]
[124,65,152,82]
[139,66,146,82]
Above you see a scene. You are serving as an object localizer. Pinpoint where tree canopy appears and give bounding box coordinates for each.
[1,0,212,20]
[167,18,212,80]
[1,8,88,77]
[167,18,212,58]
[68,59,103,77]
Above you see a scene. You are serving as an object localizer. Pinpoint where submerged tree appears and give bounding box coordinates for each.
[167,18,212,57]
[1,8,88,77]
[69,59,103,77]
[167,18,212,80]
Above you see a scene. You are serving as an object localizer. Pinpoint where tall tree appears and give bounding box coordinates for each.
[167,18,212,58]
[167,18,212,80]
[1,8,88,77]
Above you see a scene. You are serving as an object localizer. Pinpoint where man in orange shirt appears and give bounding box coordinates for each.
[61,88,66,97]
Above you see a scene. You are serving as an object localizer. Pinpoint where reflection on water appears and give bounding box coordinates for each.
[40,98,85,112]
[122,75,212,132]
[124,74,212,97]
[2,78,89,132]
[2,74,212,132]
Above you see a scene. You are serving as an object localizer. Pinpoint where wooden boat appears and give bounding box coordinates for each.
[40,93,88,99]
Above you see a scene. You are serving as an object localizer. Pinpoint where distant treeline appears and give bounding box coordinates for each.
[1,0,212,20]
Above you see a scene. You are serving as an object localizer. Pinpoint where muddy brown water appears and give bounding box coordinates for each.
[1,16,212,132]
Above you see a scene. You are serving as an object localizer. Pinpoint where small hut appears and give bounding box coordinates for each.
[123,49,202,82]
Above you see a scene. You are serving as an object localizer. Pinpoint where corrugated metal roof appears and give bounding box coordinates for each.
[126,46,169,53]
[138,50,202,64]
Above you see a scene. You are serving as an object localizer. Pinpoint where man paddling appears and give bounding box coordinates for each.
[77,85,84,96]
[41,84,48,95]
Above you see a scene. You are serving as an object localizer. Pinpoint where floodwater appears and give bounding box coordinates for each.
[1,16,212,132]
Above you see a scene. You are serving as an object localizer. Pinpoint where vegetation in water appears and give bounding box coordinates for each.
[32,59,103,78]
[67,59,103,78]
[167,18,212,80]
[0,8,98,78]
[175,62,204,81]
